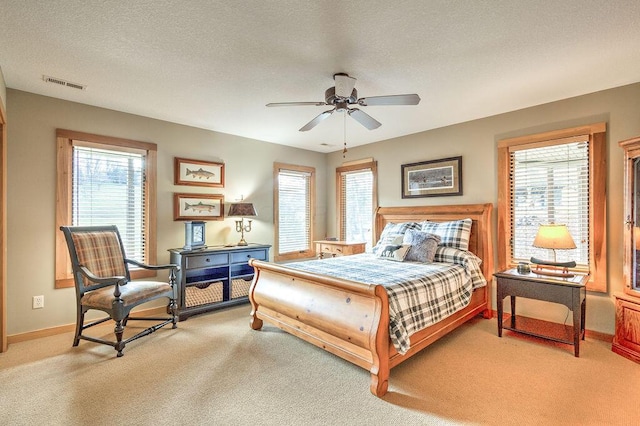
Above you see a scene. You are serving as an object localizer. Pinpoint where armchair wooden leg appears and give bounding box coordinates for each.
[114,319,125,357]
[73,310,84,347]
[169,298,178,329]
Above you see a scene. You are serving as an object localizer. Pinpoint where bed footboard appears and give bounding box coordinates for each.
[248,259,391,396]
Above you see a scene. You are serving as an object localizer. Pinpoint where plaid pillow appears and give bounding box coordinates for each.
[403,230,441,263]
[420,218,472,251]
[434,246,486,288]
[373,222,420,254]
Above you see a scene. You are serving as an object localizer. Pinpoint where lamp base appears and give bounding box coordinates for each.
[530,257,576,278]
[237,238,248,246]
[533,266,575,278]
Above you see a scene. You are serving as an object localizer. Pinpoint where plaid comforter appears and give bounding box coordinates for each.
[287,252,486,354]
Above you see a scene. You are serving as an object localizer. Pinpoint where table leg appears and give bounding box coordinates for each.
[581,299,586,341]
[497,289,503,337]
[573,306,580,357]
[510,296,516,328]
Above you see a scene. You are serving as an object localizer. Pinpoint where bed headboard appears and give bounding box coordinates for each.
[374,203,494,281]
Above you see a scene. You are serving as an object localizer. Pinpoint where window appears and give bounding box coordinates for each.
[55,130,157,288]
[336,161,377,248]
[273,163,315,261]
[497,123,606,292]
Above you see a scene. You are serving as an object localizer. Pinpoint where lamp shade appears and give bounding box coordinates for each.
[532,224,576,250]
[228,203,257,217]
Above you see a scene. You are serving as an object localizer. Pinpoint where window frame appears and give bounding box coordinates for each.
[497,123,607,292]
[55,129,157,289]
[273,162,316,262]
[336,160,378,246]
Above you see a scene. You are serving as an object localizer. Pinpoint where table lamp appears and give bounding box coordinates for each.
[228,203,257,246]
[530,224,576,277]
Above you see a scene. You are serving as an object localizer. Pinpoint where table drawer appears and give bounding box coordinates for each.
[230,249,267,264]
[185,253,229,269]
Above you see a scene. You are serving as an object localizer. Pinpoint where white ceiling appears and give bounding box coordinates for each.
[2,1,640,153]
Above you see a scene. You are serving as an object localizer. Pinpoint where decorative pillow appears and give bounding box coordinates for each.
[372,222,421,254]
[420,218,472,251]
[375,243,411,262]
[402,230,441,263]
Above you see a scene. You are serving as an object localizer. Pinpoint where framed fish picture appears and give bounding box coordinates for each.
[174,157,225,187]
[174,193,224,221]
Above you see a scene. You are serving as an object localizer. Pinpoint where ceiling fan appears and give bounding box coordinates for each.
[266,73,421,132]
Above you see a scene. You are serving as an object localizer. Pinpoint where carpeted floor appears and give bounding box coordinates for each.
[1,305,638,425]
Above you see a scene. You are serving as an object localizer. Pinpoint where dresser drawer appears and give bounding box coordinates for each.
[230,249,267,264]
[185,253,229,269]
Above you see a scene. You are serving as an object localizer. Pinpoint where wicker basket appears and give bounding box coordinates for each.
[185,281,224,307]
[231,278,251,299]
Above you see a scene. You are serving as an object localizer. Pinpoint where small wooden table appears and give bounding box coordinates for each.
[494,269,588,357]
[314,240,366,259]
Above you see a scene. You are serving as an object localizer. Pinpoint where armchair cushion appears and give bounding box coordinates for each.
[81,281,173,310]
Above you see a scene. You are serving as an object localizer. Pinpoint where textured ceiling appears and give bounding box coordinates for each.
[2,0,640,152]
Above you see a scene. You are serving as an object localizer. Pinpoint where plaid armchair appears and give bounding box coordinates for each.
[60,225,179,357]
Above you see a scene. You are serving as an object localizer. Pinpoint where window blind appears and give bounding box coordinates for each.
[277,169,311,254]
[340,169,373,245]
[72,145,146,262]
[509,140,589,266]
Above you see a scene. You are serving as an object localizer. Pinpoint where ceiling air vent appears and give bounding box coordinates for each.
[43,75,86,91]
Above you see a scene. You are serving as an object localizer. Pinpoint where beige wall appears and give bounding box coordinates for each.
[7,82,640,337]
[6,89,326,335]
[327,82,640,335]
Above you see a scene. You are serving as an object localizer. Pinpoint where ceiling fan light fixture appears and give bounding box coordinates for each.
[266,73,420,132]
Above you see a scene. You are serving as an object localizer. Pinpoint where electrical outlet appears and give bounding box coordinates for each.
[32,295,44,309]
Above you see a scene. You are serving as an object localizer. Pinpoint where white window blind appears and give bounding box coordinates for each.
[510,140,589,266]
[72,145,146,262]
[340,169,373,245]
[277,169,311,255]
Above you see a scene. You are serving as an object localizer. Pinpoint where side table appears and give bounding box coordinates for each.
[314,240,366,259]
[494,269,588,357]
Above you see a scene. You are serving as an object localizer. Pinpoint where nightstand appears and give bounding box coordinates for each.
[494,268,588,357]
[314,240,366,259]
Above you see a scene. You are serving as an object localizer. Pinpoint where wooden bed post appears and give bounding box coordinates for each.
[248,265,263,330]
[370,285,390,396]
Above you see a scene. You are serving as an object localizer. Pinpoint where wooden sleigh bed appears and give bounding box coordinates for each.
[248,203,494,397]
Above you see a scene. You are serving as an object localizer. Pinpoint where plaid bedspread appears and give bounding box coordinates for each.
[287,254,484,354]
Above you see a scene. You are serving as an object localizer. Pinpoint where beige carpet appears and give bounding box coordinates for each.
[1,305,638,426]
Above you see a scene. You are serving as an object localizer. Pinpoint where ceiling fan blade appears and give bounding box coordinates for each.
[334,74,357,98]
[266,101,326,107]
[348,108,382,130]
[299,109,335,131]
[357,94,421,106]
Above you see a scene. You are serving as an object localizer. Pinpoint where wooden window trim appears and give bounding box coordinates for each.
[55,129,157,289]
[336,161,378,244]
[497,122,606,292]
[273,162,316,262]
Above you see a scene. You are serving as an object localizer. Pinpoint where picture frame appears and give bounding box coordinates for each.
[401,156,462,198]
[174,157,225,187]
[174,193,224,221]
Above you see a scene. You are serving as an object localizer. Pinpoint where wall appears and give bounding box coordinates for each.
[327,82,640,335]
[6,89,326,335]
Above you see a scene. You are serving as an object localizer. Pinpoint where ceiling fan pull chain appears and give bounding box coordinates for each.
[343,111,348,158]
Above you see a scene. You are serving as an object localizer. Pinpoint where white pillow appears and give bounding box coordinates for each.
[373,222,420,254]
[375,243,411,262]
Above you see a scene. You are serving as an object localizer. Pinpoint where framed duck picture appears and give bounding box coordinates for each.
[174,157,225,188]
